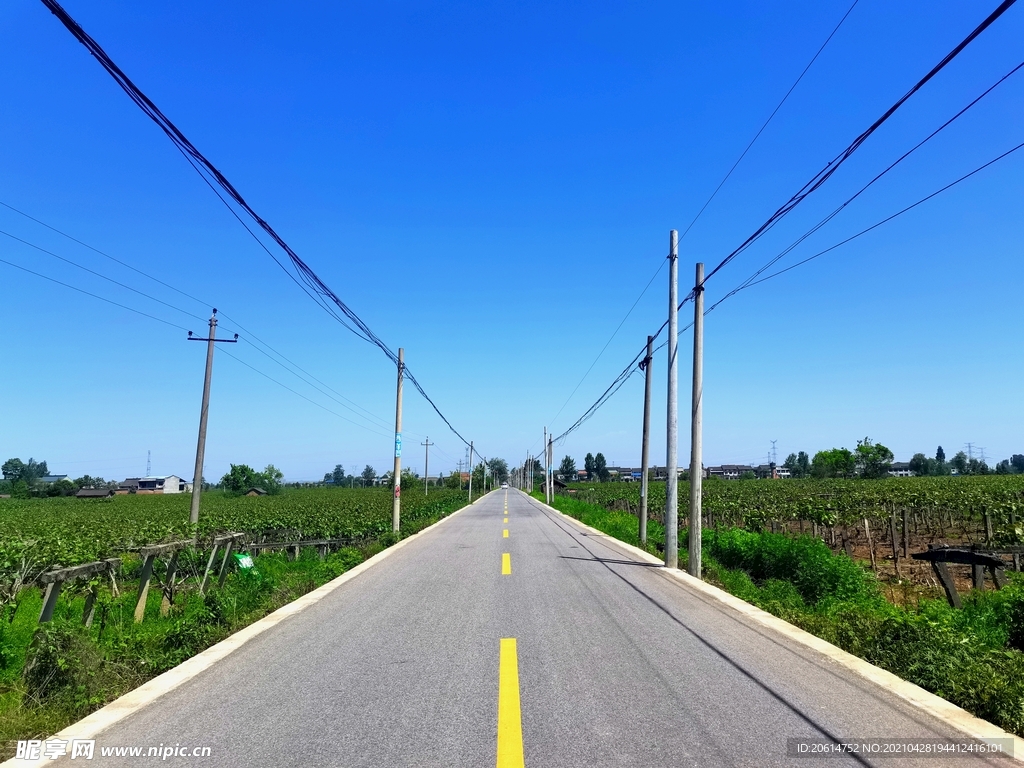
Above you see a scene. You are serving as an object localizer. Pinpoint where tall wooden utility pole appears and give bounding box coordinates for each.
[665,231,679,569]
[392,348,404,533]
[187,309,236,529]
[689,263,705,579]
[468,441,475,502]
[639,334,654,545]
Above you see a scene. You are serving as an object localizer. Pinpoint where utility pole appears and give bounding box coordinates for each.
[548,434,554,505]
[392,348,404,533]
[187,310,237,529]
[468,441,475,502]
[639,334,654,545]
[689,262,705,579]
[665,231,679,569]
[543,428,548,503]
[421,437,433,495]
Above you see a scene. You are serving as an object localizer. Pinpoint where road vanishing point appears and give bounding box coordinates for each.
[20,490,1020,767]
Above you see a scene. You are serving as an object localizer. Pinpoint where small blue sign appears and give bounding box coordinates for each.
[631,471,642,479]
[395,433,402,458]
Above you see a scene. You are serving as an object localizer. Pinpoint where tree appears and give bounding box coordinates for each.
[361,465,377,486]
[262,465,284,494]
[908,453,930,476]
[936,446,946,464]
[471,462,487,488]
[558,455,576,480]
[594,452,609,482]
[46,478,76,497]
[855,437,894,479]
[73,475,108,489]
[996,460,1013,475]
[783,452,811,479]
[949,451,968,475]
[486,458,509,484]
[811,448,856,479]
[332,464,347,485]
[2,458,50,485]
[583,453,596,481]
[1011,454,1024,474]
[2,459,26,481]
[967,457,990,476]
[221,464,261,493]
[221,463,282,494]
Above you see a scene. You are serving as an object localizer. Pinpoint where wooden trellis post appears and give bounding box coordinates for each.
[38,558,120,624]
[134,541,191,623]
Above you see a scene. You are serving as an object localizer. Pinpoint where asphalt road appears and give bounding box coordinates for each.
[38,490,1017,766]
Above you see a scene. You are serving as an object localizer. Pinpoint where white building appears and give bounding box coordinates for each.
[137,475,188,494]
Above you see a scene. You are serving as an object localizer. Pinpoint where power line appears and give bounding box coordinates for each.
[701,0,1019,285]
[543,1,860,441]
[550,1,1019,446]
[0,255,190,331]
[544,259,664,437]
[553,137,1024,444]
[0,199,212,312]
[0,227,208,325]
[716,58,1024,300]
[720,139,1024,297]
[0,201,404,436]
[678,0,861,243]
[40,0,479,453]
[219,348,393,438]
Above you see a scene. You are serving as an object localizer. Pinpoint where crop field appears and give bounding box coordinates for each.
[0,487,470,573]
[569,475,1024,537]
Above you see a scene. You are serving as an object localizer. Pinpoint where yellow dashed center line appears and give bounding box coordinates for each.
[503,529,509,538]
[497,638,525,768]
[502,552,511,575]
[503,517,508,523]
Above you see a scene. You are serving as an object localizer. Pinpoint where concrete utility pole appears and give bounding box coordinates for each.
[468,441,475,502]
[639,334,654,545]
[421,437,433,495]
[187,309,237,529]
[543,428,548,503]
[689,262,705,579]
[548,434,554,505]
[392,348,404,533]
[665,231,679,569]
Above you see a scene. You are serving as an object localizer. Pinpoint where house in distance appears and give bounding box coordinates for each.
[117,475,190,494]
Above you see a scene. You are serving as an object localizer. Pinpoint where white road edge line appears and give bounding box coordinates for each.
[2,492,495,768]
[527,491,1024,762]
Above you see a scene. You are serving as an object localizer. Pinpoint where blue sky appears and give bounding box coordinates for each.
[1,0,1022,482]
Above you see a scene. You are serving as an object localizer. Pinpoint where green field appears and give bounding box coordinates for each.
[0,487,470,572]
[567,475,1024,534]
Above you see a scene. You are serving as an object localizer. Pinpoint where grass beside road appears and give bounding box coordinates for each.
[542,492,1024,739]
[0,494,471,760]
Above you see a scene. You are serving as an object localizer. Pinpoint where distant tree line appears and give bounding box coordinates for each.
[1,457,119,498]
